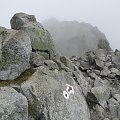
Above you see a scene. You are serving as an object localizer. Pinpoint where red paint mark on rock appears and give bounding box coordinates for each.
[68,86,72,92]
[63,84,74,100]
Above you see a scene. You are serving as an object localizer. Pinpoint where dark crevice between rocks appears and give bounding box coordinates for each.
[32,48,51,60]
[72,73,80,85]
[85,92,105,110]
[21,88,42,120]
[0,67,36,87]
[86,92,110,120]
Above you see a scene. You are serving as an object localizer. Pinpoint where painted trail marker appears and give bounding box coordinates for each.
[63,90,69,100]
[63,84,74,100]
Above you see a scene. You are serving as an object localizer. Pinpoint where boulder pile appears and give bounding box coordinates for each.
[0,13,120,120]
[0,13,55,80]
[71,49,120,120]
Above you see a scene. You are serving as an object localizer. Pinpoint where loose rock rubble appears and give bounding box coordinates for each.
[71,49,120,120]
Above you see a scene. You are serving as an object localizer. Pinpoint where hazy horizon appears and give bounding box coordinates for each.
[0,0,120,50]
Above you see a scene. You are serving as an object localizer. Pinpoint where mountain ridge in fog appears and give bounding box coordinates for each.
[43,18,111,57]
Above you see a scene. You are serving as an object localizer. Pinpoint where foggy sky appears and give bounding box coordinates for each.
[0,0,120,50]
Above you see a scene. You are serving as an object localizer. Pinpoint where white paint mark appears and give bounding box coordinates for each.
[63,84,74,99]
[63,90,69,100]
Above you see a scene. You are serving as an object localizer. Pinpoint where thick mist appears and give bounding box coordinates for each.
[0,0,120,50]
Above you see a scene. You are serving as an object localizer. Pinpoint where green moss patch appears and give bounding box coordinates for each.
[36,29,45,38]
[31,38,48,50]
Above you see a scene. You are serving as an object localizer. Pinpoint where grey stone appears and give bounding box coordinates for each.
[0,30,32,80]
[91,85,110,102]
[60,56,75,70]
[94,76,109,87]
[74,61,80,67]
[87,51,95,64]
[112,55,120,69]
[104,118,110,120]
[114,94,120,103]
[100,66,111,77]
[30,51,45,67]
[95,59,104,69]
[108,98,120,118]
[110,68,119,73]
[21,21,56,59]
[105,62,112,67]
[79,61,91,70]
[11,13,56,60]
[94,49,107,61]
[116,71,120,76]
[44,60,59,70]
[10,12,36,30]
[95,101,108,119]
[114,49,120,56]
[112,118,120,120]
[108,73,116,79]
[89,72,97,79]
[98,39,112,51]
[73,68,90,96]
[0,87,28,120]
[21,67,90,120]
[94,70,100,75]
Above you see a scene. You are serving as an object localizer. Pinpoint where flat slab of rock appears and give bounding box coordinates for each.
[91,85,110,102]
[21,67,90,120]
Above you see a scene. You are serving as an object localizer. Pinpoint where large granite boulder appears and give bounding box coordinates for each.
[0,87,28,120]
[0,28,32,80]
[10,13,56,59]
[21,66,90,120]
[0,13,56,80]
[10,13,36,30]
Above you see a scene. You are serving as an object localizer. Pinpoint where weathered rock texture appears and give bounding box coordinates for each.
[71,49,120,120]
[0,13,91,120]
[0,87,28,120]
[0,13,55,80]
[0,13,119,120]
[21,67,90,120]
[11,13,55,59]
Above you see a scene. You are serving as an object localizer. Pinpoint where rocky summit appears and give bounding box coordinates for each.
[0,13,119,120]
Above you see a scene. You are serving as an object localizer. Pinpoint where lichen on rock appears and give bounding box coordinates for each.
[0,12,56,80]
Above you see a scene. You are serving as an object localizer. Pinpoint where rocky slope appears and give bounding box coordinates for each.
[0,13,90,120]
[43,18,111,57]
[71,49,120,120]
[0,13,119,120]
